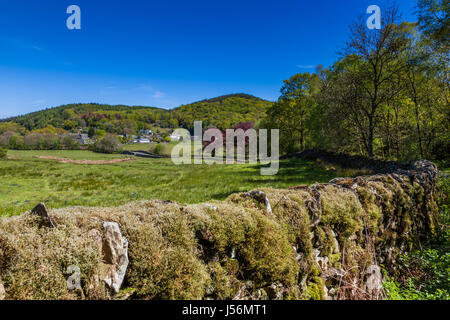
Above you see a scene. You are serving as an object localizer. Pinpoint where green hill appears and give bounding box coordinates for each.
[0,94,273,135]
[2,103,169,132]
[173,94,272,130]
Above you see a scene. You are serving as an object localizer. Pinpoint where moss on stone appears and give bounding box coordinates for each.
[207,261,241,299]
[304,276,325,300]
[320,185,364,238]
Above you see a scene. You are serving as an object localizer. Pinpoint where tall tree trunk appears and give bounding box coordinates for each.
[409,72,425,159]
[395,105,400,159]
[384,112,391,158]
[413,98,424,159]
[299,112,305,151]
[300,128,304,151]
[368,115,375,158]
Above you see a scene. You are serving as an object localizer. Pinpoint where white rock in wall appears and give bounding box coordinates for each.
[0,281,6,300]
[102,222,129,294]
[365,265,383,291]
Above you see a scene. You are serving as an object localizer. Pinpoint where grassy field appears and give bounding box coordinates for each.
[0,149,348,217]
[124,142,203,156]
[123,143,159,152]
[8,150,129,160]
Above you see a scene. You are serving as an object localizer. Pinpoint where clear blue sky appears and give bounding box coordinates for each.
[0,0,417,118]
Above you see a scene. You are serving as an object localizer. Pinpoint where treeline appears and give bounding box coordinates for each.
[0,131,80,150]
[263,1,449,162]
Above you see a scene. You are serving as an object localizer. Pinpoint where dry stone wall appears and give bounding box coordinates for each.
[0,161,439,300]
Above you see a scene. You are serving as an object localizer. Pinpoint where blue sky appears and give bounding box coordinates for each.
[0,0,417,117]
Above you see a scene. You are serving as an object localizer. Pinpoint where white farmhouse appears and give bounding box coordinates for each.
[138,138,150,144]
[170,134,183,141]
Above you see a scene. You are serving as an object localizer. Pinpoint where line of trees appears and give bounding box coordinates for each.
[263,1,449,162]
[0,131,80,150]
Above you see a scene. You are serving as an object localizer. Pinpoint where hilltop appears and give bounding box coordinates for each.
[173,93,272,130]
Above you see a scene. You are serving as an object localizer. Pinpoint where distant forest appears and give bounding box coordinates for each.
[0,93,270,135]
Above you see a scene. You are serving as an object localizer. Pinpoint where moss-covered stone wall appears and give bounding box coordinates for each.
[0,161,439,300]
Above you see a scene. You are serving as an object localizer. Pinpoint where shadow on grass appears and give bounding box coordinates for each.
[240,159,337,184]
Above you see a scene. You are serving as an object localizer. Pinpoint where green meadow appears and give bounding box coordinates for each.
[0,149,347,217]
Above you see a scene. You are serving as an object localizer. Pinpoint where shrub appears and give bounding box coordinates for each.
[21,133,61,150]
[62,135,79,149]
[383,249,450,300]
[430,136,450,161]
[152,143,163,155]
[0,131,22,149]
[23,133,42,149]
[93,134,122,154]
[0,131,16,147]
[9,135,24,149]
[0,147,7,159]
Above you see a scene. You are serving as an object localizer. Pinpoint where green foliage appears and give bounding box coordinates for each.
[260,6,449,162]
[6,103,164,132]
[430,135,450,161]
[437,173,450,238]
[383,249,450,300]
[262,74,319,154]
[415,0,449,48]
[93,134,122,154]
[0,122,27,135]
[174,94,271,131]
[0,147,7,160]
[152,143,163,155]
[62,135,79,150]
[0,151,443,300]
[383,276,434,300]
[0,130,78,151]
[383,173,450,300]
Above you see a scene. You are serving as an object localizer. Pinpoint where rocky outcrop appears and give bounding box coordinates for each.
[0,160,440,300]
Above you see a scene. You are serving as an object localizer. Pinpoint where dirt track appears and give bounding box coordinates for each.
[35,156,135,165]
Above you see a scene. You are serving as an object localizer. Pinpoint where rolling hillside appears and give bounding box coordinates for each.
[0,94,273,134]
